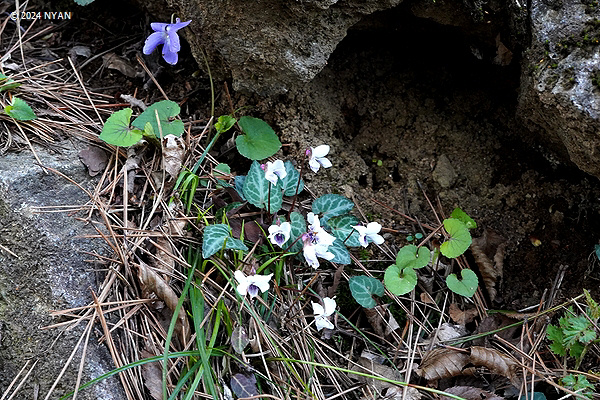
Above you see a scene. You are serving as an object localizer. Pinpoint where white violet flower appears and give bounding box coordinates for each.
[312,297,336,331]
[234,270,273,298]
[302,213,336,269]
[308,145,332,173]
[353,222,385,248]
[268,221,291,248]
[263,159,287,186]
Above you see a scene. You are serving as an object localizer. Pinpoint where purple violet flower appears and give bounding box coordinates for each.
[143,18,192,65]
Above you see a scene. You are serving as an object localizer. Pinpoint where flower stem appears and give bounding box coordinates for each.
[287,157,305,217]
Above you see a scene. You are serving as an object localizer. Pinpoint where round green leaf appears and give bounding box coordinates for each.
[99,108,143,147]
[440,218,472,258]
[235,116,282,160]
[349,276,384,309]
[395,244,430,269]
[450,207,477,230]
[132,100,184,138]
[445,269,478,297]
[384,265,417,296]
[4,97,36,121]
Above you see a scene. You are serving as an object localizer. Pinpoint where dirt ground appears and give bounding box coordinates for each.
[55,0,600,313]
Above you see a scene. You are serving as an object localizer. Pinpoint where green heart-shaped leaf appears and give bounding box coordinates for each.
[328,239,351,265]
[349,276,384,309]
[395,244,430,269]
[440,218,472,258]
[4,97,36,121]
[384,265,417,296]
[280,160,304,196]
[231,325,249,354]
[242,161,283,214]
[132,100,184,138]
[202,224,248,258]
[450,207,477,230]
[235,116,282,160]
[446,269,478,297]
[328,214,361,247]
[99,108,143,147]
[288,211,306,253]
[312,194,354,228]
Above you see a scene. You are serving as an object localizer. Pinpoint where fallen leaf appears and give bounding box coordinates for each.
[349,356,404,392]
[140,349,162,400]
[364,305,388,338]
[417,346,521,388]
[441,386,504,400]
[470,346,521,388]
[473,314,520,347]
[138,261,190,344]
[78,146,108,177]
[386,386,422,400]
[416,347,470,381]
[102,52,137,78]
[162,134,186,179]
[449,303,479,326]
[431,322,467,342]
[68,45,91,59]
[420,292,436,304]
[230,373,258,398]
[471,229,506,302]
[494,34,513,66]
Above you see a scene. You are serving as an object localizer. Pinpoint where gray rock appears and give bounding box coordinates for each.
[518,0,600,177]
[432,154,457,189]
[0,144,124,399]
[168,0,403,95]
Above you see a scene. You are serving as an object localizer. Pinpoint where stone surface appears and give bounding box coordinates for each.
[165,0,403,95]
[517,0,600,177]
[0,144,124,399]
[432,154,457,189]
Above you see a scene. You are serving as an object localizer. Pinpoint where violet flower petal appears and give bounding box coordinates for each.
[143,31,166,55]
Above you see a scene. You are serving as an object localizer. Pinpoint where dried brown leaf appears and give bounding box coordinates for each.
[471,229,506,302]
[429,322,467,342]
[138,261,190,344]
[418,346,521,388]
[349,356,404,392]
[386,386,422,400]
[102,52,137,78]
[78,146,108,177]
[473,314,520,348]
[140,350,162,400]
[162,135,185,179]
[449,303,479,326]
[469,346,521,388]
[420,291,436,304]
[441,386,504,400]
[364,305,388,337]
[494,34,513,66]
[416,348,470,381]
